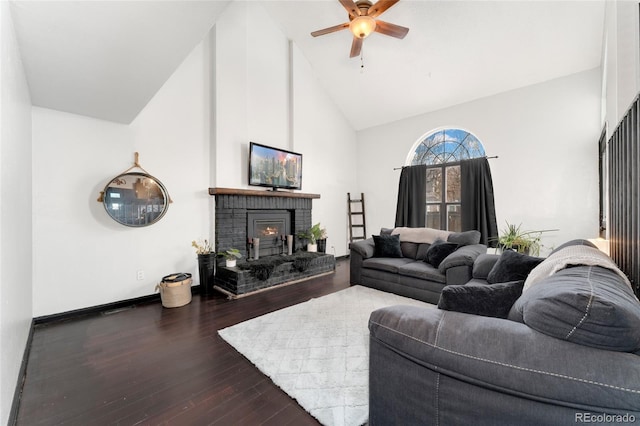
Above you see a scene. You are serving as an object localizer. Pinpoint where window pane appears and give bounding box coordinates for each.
[447,204,461,232]
[426,169,442,202]
[426,205,440,229]
[446,165,461,202]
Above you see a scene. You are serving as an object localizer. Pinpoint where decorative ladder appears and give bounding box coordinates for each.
[348,192,367,243]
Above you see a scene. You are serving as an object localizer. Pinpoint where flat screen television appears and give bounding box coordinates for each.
[248,142,303,191]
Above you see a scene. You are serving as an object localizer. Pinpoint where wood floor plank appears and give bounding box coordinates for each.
[16,259,350,425]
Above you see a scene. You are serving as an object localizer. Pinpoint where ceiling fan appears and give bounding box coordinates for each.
[311,0,409,58]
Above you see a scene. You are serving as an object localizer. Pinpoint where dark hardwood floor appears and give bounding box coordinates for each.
[16,258,351,425]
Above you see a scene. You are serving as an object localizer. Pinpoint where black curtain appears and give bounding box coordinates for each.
[461,157,498,247]
[395,165,427,227]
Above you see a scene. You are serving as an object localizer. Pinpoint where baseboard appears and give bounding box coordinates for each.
[33,285,203,325]
[8,319,35,426]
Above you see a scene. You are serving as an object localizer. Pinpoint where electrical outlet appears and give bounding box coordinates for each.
[136,270,145,281]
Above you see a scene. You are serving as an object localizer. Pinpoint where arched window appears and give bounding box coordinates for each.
[409,128,487,231]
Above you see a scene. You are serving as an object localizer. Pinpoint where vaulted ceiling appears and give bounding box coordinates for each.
[10,1,605,130]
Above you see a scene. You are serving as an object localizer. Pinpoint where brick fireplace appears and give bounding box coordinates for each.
[209,187,320,259]
[209,187,334,297]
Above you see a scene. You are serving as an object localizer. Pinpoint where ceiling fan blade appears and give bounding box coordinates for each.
[374,20,409,39]
[339,0,361,17]
[350,37,363,58]
[367,0,399,19]
[311,22,350,37]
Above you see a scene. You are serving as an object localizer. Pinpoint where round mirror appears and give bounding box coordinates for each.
[102,172,170,227]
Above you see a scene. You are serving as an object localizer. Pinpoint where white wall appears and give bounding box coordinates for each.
[357,68,602,254]
[291,43,358,256]
[212,3,358,255]
[0,2,33,424]
[32,42,212,317]
[31,2,358,318]
[603,0,640,131]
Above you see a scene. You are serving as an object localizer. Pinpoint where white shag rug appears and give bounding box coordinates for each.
[217,285,434,426]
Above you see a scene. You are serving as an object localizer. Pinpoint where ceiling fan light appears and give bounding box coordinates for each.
[349,16,376,39]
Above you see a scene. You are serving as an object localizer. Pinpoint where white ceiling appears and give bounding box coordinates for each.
[10,0,231,123]
[9,1,605,130]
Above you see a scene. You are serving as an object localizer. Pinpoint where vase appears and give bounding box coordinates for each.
[287,235,293,255]
[225,258,237,268]
[317,238,327,253]
[307,243,317,252]
[197,253,216,296]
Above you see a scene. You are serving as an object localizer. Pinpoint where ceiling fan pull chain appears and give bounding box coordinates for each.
[360,51,365,73]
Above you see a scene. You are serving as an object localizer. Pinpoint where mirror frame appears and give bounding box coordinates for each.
[102,171,170,227]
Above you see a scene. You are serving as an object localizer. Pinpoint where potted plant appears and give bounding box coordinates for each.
[297,223,324,252]
[221,248,242,267]
[317,227,328,253]
[192,239,215,295]
[496,222,556,256]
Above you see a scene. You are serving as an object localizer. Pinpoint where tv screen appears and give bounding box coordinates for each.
[249,142,303,190]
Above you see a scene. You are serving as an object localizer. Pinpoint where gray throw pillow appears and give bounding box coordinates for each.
[400,242,419,259]
[448,230,481,246]
[372,234,403,258]
[438,280,524,319]
[487,250,544,284]
[509,265,640,352]
[425,239,458,267]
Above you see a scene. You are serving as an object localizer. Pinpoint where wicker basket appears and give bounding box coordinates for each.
[156,273,192,308]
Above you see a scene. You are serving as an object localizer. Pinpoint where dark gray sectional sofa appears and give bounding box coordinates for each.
[368,239,640,424]
[350,227,486,304]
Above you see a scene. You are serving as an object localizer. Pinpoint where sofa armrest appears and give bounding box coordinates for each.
[349,238,375,259]
[438,243,486,273]
[368,305,640,415]
[349,238,375,284]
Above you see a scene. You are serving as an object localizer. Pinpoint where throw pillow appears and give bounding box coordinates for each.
[372,234,403,258]
[425,239,459,267]
[487,250,544,284]
[509,265,640,352]
[400,242,419,259]
[438,280,525,319]
[415,243,431,261]
[447,230,481,246]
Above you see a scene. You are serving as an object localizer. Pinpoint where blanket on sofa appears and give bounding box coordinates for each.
[391,227,451,244]
[523,245,633,293]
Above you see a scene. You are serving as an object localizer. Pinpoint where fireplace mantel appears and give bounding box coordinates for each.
[209,187,320,199]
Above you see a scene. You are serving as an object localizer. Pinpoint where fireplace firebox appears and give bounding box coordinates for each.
[247,210,291,257]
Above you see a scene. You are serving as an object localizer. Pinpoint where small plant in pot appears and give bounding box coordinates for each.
[221,248,242,267]
[297,223,325,252]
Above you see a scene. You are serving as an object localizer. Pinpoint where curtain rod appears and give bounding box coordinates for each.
[393,155,499,170]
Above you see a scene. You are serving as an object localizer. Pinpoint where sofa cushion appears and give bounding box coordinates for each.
[509,265,640,352]
[400,242,419,259]
[398,261,446,283]
[472,254,500,280]
[438,280,524,318]
[363,257,414,274]
[487,250,544,284]
[415,243,431,261]
[425,239,459,267]
[447,230,481,246]
[373,234,403,258]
